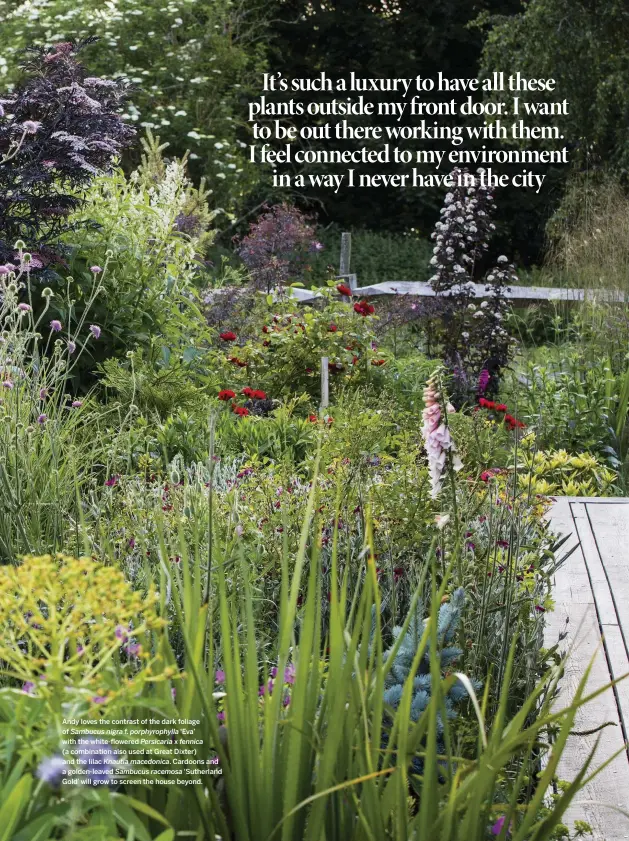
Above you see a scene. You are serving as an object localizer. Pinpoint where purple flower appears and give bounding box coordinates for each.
[115,625,128,641]
[17,303,31,312]
[71,400,82,408]
[39,387,49,399]
[91,695,108,704]
[0,266,11,276]
[491,816,512,836]
[104,475,119,487]
[22,681,36,695]
[67,340,76,354]
[283,694,291,707]
[215,669,226,684]
[22,120,42,134]
[75,737,117,786]
[89,324,101,339]
[36,755,67,788]
[90,265,102,274]
[50,319,62,332]
[77,645,84,655]
[217,711,225,722]
[284,663,296,685]
[2,380,13,389]
[478,368,490,395]
[125,643,141,657]
[37,413,47,425]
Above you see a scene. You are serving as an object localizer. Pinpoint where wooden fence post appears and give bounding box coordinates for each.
[320,356,329,411]
[339,232,351,276]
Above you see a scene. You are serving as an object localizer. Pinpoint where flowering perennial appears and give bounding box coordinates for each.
[421,378,462,498]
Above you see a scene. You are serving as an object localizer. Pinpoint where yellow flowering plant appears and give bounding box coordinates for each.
[516,432,616,496]
[0,554,171,717]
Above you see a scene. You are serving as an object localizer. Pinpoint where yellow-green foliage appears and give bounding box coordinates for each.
[518,434,616,496]
[0,554,170,711]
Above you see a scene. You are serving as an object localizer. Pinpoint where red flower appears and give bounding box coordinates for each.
[352,356,359,365]
[336,283,352,296]
[262,340,270,347]
[233,405,249,416]
[229,356,247,368]
[354,300,375,317]
[494,403,507,412]
[252,389,267,400]
[218,389,236,401]
[328,323,338,332]
[220,331,237,342]
[371,359,386,367]
[242,387,254,397]
[479,397,496,410]
[308,414,318,422]
[262,325,270,334]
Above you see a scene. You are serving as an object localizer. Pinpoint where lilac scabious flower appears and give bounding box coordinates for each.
[67,340,76,354]
[0,266,11,275]
[75,737,117,786]
[22,680,36,694]
[421,378,462,499]
[89,324,101,339]
[2,380,13,389]
[39,387,49,399]
[22,120,42,134]
[215,669,226,684]
[37,413,47,424]
[90,265,102,274]
[36,755,67,788]
[50,319,62,332]
[71,399,82,408]
[17,302,31,312]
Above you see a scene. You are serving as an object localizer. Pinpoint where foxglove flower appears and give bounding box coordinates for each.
[421,379,462,499]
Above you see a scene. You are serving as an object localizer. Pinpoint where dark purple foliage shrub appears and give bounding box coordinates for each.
[235,203,323,293]
[0,38,135,269]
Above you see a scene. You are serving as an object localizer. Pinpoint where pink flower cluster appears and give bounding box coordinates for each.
[421,379,462,499]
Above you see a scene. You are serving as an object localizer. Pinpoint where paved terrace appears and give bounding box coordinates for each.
[546,498,629,840]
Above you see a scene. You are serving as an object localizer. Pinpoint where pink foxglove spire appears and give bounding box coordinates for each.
[422,378,463,499]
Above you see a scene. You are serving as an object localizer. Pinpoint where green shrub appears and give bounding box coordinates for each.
[0,0,268,215]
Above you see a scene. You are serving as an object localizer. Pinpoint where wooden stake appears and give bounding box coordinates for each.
[339,232,351,276]
[320,357,329,410]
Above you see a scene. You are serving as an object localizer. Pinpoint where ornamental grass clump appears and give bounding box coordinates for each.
[0,256,107,559]
[0,553,169,712]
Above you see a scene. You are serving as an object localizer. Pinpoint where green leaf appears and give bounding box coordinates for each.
[0,775,32,841]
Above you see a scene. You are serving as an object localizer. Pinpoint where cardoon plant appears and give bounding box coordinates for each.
[0,38,135,269]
